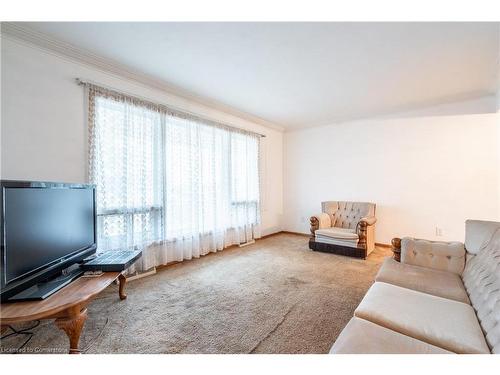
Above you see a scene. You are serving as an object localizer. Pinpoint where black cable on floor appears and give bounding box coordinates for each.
[1,320,40,354]
[1,317,109,354]
[81,317,109,353]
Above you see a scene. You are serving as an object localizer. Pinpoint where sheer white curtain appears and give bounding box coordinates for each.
[159,116,260,265]
[87,84,260,272]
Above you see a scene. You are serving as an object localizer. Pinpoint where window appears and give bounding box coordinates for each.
[90,96,164,252]
[88,85,260,263]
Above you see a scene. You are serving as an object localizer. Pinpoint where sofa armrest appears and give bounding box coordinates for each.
[310,213,331,237]
[400,237,466,275]
[391,237,402,262]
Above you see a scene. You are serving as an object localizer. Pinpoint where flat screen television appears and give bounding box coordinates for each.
[0,180,97,302]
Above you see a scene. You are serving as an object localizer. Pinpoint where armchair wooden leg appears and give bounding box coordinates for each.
[1,325,8,335]
[358,221,367,248]
[310,216,319,238]
[118,274,127,300]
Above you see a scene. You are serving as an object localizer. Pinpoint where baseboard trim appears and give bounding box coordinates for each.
[280,231,310,237]
[265,231,392,248]
[259,231,284,239]
[239,239,256,247]
[260,230,311,238]
[126,267,157,281]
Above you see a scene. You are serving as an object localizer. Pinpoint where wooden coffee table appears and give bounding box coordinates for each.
[0,272,127,354]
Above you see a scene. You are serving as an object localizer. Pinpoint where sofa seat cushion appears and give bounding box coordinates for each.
[354,282,490,354]
[375,258,470,304]
[330,317,452,354]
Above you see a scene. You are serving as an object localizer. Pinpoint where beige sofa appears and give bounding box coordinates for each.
[330,220,500,354]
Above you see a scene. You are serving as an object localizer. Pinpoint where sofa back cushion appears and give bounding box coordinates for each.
[462,227,500,353]
[401,238,465,275]
[321,201,375,230]
[465,219,500,255]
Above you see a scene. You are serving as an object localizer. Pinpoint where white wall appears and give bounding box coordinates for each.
[3,33,499,244]
[0,36,284,236]
[284,112,500,244]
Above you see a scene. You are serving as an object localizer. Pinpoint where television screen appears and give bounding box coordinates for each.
[2,185,96,286]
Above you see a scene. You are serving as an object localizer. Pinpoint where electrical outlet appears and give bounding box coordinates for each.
[435,227,443,236]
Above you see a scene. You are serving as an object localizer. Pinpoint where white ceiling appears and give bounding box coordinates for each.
[13,22,500,129]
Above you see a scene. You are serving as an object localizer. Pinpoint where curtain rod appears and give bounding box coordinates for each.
[75,78,266,138]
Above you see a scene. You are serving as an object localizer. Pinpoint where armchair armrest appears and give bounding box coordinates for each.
[356,216,377,248]
[399,237,466,275]
[359,216,377,226]
[310,213,331,237]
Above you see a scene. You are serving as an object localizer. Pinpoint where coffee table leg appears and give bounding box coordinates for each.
[55,307,88,354]
[118,274,127,300]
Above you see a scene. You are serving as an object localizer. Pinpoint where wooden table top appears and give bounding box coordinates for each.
[0,272,120,324]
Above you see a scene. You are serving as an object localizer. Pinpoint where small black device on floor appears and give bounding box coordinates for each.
[81,250,142,272]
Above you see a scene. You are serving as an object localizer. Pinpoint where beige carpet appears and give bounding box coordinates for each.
[1,233,390,354]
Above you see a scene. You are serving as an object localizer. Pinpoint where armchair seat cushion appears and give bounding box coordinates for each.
[315,227,359,247]
[315,227,358,240]
[375,258,470,304]
[330,317,452,354]
[354,282,490,354]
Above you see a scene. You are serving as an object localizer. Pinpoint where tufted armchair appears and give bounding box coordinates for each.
[309,201,377,259]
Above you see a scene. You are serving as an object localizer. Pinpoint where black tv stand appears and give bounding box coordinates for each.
[7,267,84,302]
